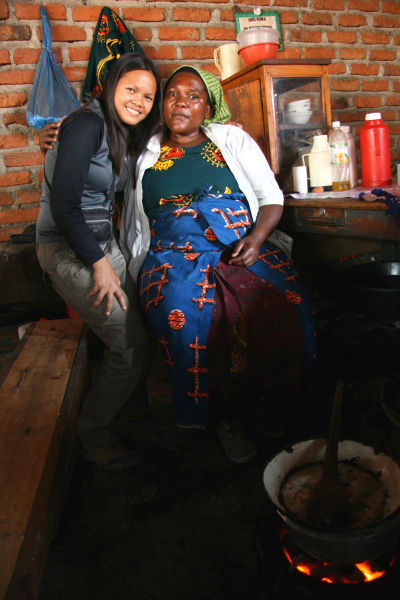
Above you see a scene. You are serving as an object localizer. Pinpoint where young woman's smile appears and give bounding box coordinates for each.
[114,70,157,125]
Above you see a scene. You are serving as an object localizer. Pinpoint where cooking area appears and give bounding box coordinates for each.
[1,2,400,599]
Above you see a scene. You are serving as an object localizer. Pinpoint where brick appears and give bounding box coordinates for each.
[72,6,103,22]
[220,10,235,22]
[172,8,210,22]
[197,63,219,76]
[133,28,152,42]
[380,110,397,120]
[275,0,308,5]
[0,70,35,85]
[38,25,86,43]
[159,27,200,41]
[354,96,383,108]
[4,151,44,168]
[0,193,12,206]
[123,7,167,22]
[0,172,32,188]
[389,124,400,135]
[304,47,336,59]
[371,50,397,61]
[374,15,400,28]
[340,49,366,60]
[0,48,9,64]
[145,46,177,60]
[280,12,299,24]
[0,92,27,108]
[158,63,182,79]
[17,190,42,205]
[205,28,236,41]
[0,25,31,41]
[0,226,26,242]
[69,47,91,62]
[328,32,357,43]
[302,13,332,25]
[363,80,389,91]
[0,1,9,19]
[0,207,39,225]
[385,96,400,106]
[14,47,62,64]
[15,3,66,20]
[395,35,400,46]
[3,112,28,126]
[362,32,390,45]
[291,31,322,43]
[181,46,216,60]
[339,111,366,123]
[235,0,271,4]
[278,48,302,59]
[394,82,400,92]
[0,133,28,150]
[63,67,87,82]
[349,0,379,9]
[338,14,367,27]
[352,63,379,75]
[385,65,400,76]
[331,79,360,91]
[314,0,345,9]
[383,1,400,14]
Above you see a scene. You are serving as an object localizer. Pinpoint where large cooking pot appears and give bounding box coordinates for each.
[263,439,400,563]
[338,261,400,319]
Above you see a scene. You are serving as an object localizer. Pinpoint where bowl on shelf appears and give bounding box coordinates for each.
[239,42,280,65]
[237,26,280,48]
[286,99,311,113]
[286,111,313,124]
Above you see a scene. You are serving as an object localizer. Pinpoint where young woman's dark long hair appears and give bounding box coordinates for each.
[98,53,163,180]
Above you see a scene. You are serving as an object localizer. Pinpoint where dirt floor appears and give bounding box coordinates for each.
[2,306,400,600]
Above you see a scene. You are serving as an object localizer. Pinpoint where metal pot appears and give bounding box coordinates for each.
[339,261,400,319]
[263,439,400,563]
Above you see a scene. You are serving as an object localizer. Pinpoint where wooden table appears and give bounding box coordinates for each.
[281,196,400,261]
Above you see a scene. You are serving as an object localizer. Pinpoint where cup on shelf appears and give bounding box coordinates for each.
[292,165,308,193]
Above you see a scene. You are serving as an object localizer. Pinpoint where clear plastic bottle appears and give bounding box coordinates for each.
[340,125,358,189]
[329,121,350,191]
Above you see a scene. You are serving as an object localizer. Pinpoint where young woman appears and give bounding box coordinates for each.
[119,66,316,464]
[36,53,163,470]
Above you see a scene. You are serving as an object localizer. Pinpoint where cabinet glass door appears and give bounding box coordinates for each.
[272,77,327,189]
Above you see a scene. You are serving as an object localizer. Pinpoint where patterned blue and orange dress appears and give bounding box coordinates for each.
[139,140,316,428]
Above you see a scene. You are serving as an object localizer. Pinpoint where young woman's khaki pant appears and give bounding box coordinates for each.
[37,238,153,446]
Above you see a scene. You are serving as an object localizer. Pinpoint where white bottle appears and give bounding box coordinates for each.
[340,125,358,189]
[329,121,350,191]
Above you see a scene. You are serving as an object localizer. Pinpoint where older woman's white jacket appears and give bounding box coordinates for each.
[119,123,293,283]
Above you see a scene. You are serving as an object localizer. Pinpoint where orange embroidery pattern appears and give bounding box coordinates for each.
[187,336,209,403]
[193,265,216,310]
[159,336,173,366]
[140,263,174,312]
[204,227,218,242]
[153,240,194,253]
[211,206,251,239]
[168,309,186,330]
[185,253,201,261]
[152,146,185,171]
[285,290,302,304]
[201,142,227,168]
[160,194,193,208]
[259,249,299,284]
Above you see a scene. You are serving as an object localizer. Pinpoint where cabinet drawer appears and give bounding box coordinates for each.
[297,207,345,227]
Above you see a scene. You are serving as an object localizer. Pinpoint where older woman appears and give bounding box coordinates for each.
[119,66,316,463]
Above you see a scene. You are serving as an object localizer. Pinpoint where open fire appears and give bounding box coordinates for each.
[280,525,396,584]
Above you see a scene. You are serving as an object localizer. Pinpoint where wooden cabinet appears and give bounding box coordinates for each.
[222,59,332,190]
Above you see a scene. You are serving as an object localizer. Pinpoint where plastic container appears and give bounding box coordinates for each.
[301,134,332,191]
[340,125,358,189]
[238,42,279,65]
[236,26,280,48]
[329,121,350,191]
[360,113,392,188]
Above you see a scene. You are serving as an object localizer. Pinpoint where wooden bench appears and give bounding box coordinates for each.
[0,319,89,600]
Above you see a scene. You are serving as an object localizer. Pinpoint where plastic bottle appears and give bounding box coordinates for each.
[340,125,358,189]
[329,121,350,191]
[360,113,392,188]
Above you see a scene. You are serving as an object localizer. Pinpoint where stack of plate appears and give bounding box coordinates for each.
[285,99,313,124]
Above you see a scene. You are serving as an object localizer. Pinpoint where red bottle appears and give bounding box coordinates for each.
[360,112,392,187]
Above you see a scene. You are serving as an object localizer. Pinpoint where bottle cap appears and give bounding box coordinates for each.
[365,112,382,121]
[340,125,350,133]
[332,121,341,127]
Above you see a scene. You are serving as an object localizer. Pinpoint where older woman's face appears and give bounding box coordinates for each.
[163,71,212,137]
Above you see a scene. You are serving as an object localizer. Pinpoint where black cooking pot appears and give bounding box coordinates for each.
[263,439,400,564]
[338,261,400,319]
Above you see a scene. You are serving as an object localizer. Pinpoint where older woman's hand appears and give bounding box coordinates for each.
[38,119,64,155]
[88,256,127,316]
[229,235,261,267]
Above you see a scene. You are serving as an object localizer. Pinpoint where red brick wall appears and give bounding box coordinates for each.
[0,0,399,244]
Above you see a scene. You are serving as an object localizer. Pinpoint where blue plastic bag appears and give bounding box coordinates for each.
[26,6,81,129]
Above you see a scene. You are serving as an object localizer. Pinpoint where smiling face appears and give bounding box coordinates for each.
[114,69,157,126]
[163,71,212,139]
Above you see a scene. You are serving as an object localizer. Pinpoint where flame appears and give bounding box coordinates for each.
[355,561,387,582]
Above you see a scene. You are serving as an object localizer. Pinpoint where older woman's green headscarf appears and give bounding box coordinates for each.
[165,65,231,127]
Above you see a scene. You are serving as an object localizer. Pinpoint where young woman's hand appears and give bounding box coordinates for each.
[88,256,127,315]
[39,119,64,155]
